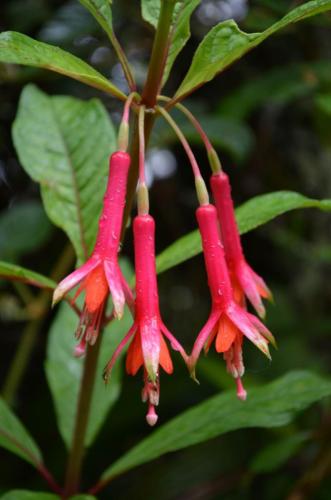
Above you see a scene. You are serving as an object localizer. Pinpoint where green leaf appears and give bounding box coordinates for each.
[101,371,331,480]
[142,1,200,85]
[0,261,56,289]
[175,0,331,100]
[0,32,125,99]
[78,0,113,38]
[163,0,200,85]
[45,260,132,448]
[0,493,58,500]
[0,397,43,468]
[250,432,309,473]
[156,191,331,274]
[0,201,52,261]
[12,84,117,262]
[141,0,165,26]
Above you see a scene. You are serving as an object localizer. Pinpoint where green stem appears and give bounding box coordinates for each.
[141,0,176,107]
[109,31,136,92]
[64,333,103,497]
[1,244,75,405]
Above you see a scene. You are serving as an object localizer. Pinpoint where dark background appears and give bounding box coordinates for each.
[1,1,331,498]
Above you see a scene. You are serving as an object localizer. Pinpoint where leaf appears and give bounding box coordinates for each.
[0,397,43,468]
[45,260,132,448]
[250,432,309,473]
[0,261,56,289]
[219,61,331,121]
[0,32,125,99]
[101,371,331,480]
[0,201,52,261]
[156,191,331,274]
[78,0,113,38]
[163,0,200,85]
[141,0,165,26]
[12,84,117,262]
[142,1,200,85]
[175,0,331,101]
[0,493,58,500]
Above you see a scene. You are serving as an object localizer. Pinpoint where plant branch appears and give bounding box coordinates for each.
[141,0,176,107]
[64,330,103,497]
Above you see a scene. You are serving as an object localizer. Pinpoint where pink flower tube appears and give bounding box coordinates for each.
[52,151,133,355]
[104,214,188,425]
[210,171,272,318]
[190,204,275,399]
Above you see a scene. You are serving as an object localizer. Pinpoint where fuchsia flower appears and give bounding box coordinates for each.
[210,171,272,318]
[52,151,133,355]
[190,204,275,399]
[104,214,188,425]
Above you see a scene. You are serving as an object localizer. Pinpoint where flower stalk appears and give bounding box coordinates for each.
[157,105,209,206]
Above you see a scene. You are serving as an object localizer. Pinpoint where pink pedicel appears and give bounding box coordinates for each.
[189,204,275,398]
[104,214,188,426]
[210,171,272,318]
[52,152,133,354]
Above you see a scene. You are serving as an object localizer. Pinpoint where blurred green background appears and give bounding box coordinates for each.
[1,0,331,498]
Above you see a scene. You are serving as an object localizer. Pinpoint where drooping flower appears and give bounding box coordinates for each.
[52,151,133,355]
[189,204,275,398]
[104,214,188,425]
[210,171,272,318]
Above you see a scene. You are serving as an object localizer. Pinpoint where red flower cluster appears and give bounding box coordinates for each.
[53,108,275,424]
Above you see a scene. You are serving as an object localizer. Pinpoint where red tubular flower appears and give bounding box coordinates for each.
[104,214,188,425]
[210,171,272,318]
[52,151,133,355]
[190,204,275,398]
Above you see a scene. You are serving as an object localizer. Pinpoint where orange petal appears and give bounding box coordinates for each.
[126,332,143,375]
[159,334,173,374]
[215,315,238,353]
[204,325,217,354]
[230,272,245,307]
[85,265,109,313]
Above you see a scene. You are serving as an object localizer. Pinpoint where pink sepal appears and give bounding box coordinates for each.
[227,304,271,359]
[236,261,268,318]
[103,323,137,381]
[104,260,126,319]
[189,309,220,376]
[52,257,100,305]
[161,322,188,364]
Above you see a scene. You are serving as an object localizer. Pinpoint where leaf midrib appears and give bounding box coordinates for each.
[50,101,88,260]
[0,428,41,467]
